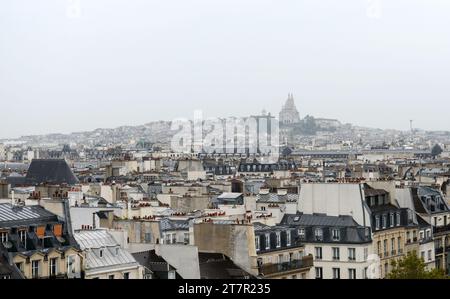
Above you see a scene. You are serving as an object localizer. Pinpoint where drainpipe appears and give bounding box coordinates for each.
[92,212,96,229]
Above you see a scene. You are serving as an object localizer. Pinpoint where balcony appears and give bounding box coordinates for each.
[258,256,314,276]
[433,225,450,235]
[435,247,450,255]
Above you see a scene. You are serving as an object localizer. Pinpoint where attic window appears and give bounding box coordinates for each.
[0,231,8,243]
[294,216,300,222]
[315,228,323,241]
[298,228,305,240]
[331,228,340,241]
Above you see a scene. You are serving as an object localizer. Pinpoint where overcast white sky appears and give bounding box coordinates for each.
[1,0,449,138]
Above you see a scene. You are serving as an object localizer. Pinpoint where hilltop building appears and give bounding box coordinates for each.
[279,94,300,125]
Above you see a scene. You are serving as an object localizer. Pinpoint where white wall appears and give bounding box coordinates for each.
[300,183,371,227]
[155,244,201,279]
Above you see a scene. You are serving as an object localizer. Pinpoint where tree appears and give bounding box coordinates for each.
[387,252,447,279]
[431,144,443,157]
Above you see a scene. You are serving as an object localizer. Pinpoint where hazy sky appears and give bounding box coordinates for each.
[1,0,449,139]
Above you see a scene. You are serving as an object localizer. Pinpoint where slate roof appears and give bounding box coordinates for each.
[0,203,57,228]
[280,213,359,227]
[25,159,79,185]
[256,193,298,203]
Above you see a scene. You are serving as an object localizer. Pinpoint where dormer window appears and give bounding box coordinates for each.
[265,233,270,250]
[19,230,26,245]
[276,232,281,248]
[315,228,323,241]
[407,210,413,222]
[390,213,394,227]
[396,213,401,226]
[298,228,305,240]
[0,231,8,243]
[286,231,291,246]
[375,216,380,230]
[382,215,387,229]
[255,235,260,251]
[332,228,340,241]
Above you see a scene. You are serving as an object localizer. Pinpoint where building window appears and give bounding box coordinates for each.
[390,213,394,227]
[15,262,23,273]
[314,228,323,241]
[383,240,387,256]
[375,216,380,230]
[277,254,283,264]
[363,267,368,279]
[184,233,190,244]
[348,268,356,279]
[382,215,387,229]
[123,272,130,279]
[298,228,305,240]
[276,232,281,248]
[421,251,425,260]
[19,230,26,244]
[315,267,323,279]
[408,210,413,222]
[315,247,323,260]
[164,233,170,244]
[168,271,176,279]
[377,241,381,256]
[426,229,431,239]
[331,228,340,241]
[348,248,356,261]
[144,233,152,243]
[332,268,340,279]
[172,233,177,244]
[265,233,270,250]
[419,231,424,241]
[332,247,340,260]
[109,275,115,279]
[286,231,291,247]
[49,258,58,276]
[391,238,395,255]
[32,260,40,278]
[428,250,432,261]
[0,231,8,243]
[255,236,260,251]
[298,251,304,259]
[396,213,401,226]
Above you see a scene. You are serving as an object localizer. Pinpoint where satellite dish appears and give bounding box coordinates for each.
[3,241,13,249]
[56,236,66,243]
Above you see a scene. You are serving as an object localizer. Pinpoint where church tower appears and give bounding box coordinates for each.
[279,93,300,124]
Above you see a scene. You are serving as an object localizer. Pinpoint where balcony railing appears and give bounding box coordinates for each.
[259,256,314,276]
[433,225,450,235]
